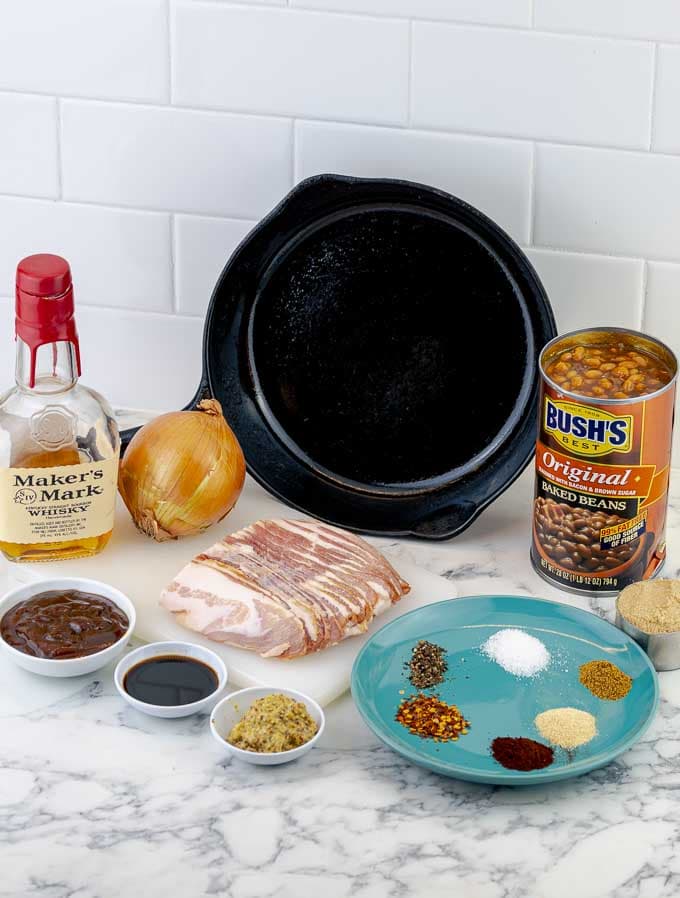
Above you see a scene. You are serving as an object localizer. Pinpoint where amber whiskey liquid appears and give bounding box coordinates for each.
[0,448,113,562]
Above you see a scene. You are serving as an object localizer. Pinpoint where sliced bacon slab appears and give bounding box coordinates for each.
[160,519,410,659]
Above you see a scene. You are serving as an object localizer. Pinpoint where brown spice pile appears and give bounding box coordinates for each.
[405,640,448,689]
[491,736,554,771]
[579,660,632,701]
[396,694,469,742]
[617,579,680,634]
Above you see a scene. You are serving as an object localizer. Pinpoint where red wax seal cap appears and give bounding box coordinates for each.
[16,253,72,297]
[15,254,82,388]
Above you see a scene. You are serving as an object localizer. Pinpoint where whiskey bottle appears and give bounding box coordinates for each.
[0,254,120,562]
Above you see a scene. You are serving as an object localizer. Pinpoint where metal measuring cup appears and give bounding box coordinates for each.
[615,581,680,671]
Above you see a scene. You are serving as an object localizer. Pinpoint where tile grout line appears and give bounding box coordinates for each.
[407,19,414,126]
[0,190,260,224]
[2,87,175,111]
[640,260,649,329]
[0,293,202,320]
[194,0,287,6]
[531,240,671,265]
[527,142,536,245]
[371,122,657,156]
[186,0,666,47]
[55,98,64,199]
[6,86,674,160]
[170,215,179,314]
[2,183,680,269]
[648,42,659,151]
[291,119,297,184]
[2,86,677,160]
[166,0,174,104]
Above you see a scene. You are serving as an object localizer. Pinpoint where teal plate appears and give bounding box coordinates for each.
[351,595,659,785]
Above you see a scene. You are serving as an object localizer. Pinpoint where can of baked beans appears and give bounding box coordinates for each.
[531,327,677,595]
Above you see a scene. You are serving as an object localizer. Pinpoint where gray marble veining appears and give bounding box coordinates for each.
[1,412,679,898]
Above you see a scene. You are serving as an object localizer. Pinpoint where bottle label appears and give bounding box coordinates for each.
[0,457,118,544]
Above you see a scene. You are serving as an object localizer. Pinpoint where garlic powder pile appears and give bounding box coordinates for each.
[534,707,597,750]
[481,628,550,677]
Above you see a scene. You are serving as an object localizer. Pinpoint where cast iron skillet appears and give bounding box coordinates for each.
[122,175,556,539]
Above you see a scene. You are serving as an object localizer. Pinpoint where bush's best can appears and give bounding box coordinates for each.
[531,327,677,595]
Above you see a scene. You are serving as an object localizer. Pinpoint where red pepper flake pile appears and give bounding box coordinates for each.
[396,694,469,742]
[491,736,554,771]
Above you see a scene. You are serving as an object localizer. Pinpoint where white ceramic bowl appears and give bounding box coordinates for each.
[210,686,325,765]
[0,577,135,678]
[114,641,228,718]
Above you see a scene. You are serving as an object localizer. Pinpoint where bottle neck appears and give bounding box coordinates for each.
[15,338,79,393]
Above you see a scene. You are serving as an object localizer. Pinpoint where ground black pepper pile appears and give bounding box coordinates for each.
[405,640,448,689]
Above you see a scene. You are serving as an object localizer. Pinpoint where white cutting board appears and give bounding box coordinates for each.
[24,479,458,705]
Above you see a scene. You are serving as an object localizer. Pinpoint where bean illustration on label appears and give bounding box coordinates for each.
[531,328,677,595]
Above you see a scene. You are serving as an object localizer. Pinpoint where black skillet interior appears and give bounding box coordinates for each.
[140,175,556,539]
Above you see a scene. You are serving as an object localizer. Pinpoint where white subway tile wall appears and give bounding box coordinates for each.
[0,197,172,313]
[411,25,654,150]
[0,94,58,199]
[526,249,644,334]
[175,216,254,317]
[173,5,409,125]
[60,102,293,218]
[291,0,532,28]
[0,300,17,392]
[645,263,680,359]
[534,145,680,261]
[0,1,677,411]
[296,121,532,240]
[644,261,680,457]
[0,0,169,103]
[653,46,680,154]
[0,299,203,412]
[534,0,680,43]
[76,307,204,412]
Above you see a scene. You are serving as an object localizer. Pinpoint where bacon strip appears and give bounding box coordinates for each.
[160,519,410,658]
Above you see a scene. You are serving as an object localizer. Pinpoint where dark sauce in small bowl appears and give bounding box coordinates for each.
[0,590,129,659]
[123,655,219,706]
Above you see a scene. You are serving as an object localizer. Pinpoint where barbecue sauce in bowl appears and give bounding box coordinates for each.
[0,589,129,659]
[123,655,219,707]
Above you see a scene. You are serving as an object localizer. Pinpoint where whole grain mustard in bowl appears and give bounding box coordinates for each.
[210,686,325,766]
[616,579,680,671]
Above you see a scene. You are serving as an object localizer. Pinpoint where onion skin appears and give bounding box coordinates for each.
[118,399,246,541]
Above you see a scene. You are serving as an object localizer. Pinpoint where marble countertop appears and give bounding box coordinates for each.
[2,412,680,898]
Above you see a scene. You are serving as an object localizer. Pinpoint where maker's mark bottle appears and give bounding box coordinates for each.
[0,254,119,562]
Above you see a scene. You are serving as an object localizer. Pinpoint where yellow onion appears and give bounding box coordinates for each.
[119,399,245,541]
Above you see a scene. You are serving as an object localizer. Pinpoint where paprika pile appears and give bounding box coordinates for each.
[491,736,554,771]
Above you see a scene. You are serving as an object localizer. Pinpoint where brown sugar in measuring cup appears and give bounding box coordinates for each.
[615,579,680,671]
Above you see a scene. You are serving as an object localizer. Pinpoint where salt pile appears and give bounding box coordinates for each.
[481,628,550,677]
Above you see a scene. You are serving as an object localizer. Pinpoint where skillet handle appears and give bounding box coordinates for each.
[411,500,478,539]
[119,373,212,454]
